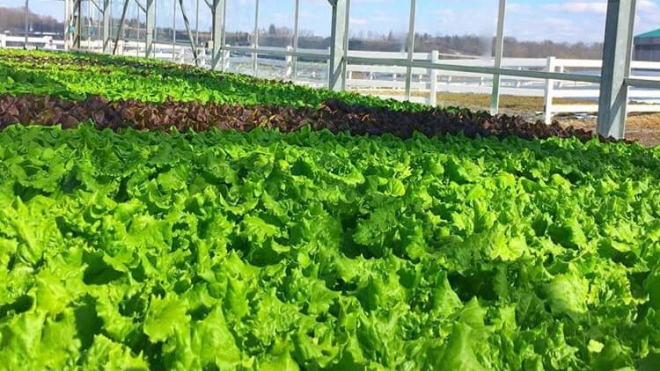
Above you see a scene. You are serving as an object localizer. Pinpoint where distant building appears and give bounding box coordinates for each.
[634,29,660,61]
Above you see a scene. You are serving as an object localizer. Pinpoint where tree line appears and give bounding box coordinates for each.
[0,7,64,35]
[0,8,603,60]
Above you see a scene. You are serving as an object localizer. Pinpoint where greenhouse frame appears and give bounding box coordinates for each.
[22,0,647,140]
[3,0,650,139]
[3,0,660,369]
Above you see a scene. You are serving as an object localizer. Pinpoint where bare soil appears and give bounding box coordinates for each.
[558,113,660,147]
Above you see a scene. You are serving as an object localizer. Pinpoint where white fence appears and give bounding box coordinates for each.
[3,34,660,122]
[342,51,660,122]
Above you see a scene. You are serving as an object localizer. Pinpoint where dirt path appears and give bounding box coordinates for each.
[557,113,660,147]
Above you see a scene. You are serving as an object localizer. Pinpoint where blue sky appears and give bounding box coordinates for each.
[3,0,660,43]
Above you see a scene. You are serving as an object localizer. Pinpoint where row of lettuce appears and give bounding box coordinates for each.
[0,125,659,370]
[0,49,427,110]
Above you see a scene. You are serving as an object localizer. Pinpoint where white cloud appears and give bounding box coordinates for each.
[350,18,368,26]
[542,1,607,14]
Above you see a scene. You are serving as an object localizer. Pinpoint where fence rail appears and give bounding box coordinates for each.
[3,34,660,122]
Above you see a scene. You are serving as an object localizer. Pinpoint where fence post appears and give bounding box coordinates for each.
[429,50,438,106]
[544,56,556,125]
[286,45,294,79]
[0,34,5,48]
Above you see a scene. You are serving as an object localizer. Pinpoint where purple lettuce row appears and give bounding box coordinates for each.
[0,94,623,143]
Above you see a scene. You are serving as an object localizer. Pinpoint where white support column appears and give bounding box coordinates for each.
[404,0,416,101]
[195,0,200,46]
[253,0,260,77]
[102,0,110,53]
[623,0,637,117]
[220,0,227,70]
[340,0,350,90]
[145,0,154,58]
[74,0,82,49]
[0,34,6,48]
[172,0,177,62]
[429,50,438,106]
[24,0,29,48]
[328,0,348,91]
[490,0,506,115]
[64,0,72,50]
[210,0,225,71]
[292,0,300,83]
[544,56,556,125]
[597,0,636,139]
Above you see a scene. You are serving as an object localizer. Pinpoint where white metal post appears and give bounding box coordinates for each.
[292,0,300,83]
[491,0,506,115]
[86,0,91,49]
[253,0,260,77]
[221,0,227,70]
[102,0,110,53]
[172,0,176,62]
[405,0,416,101]
[328,0,348,91]
[135,1,139,55]
[597,0,636,139]
[24,0,29,48]
[211,0,225,71]
[64,0,72,50]
[195,0,200,46]
[74,0,82,49]
[146,0,154,58]
[340,0,351,90]
[621,0,637,122]
[544,56,556,124]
